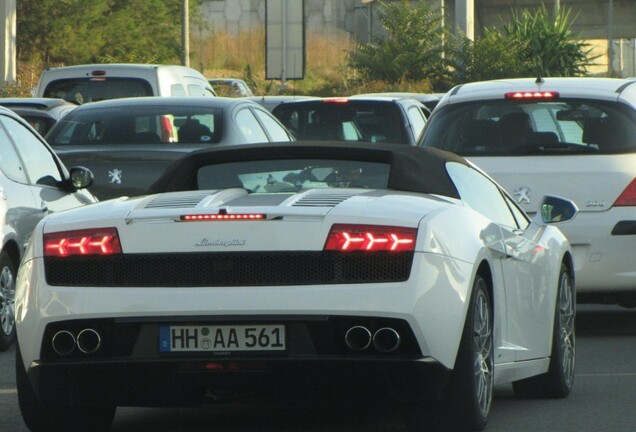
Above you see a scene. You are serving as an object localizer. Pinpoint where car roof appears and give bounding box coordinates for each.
[442,77,636,105]
[352,92,442,102]
[149,141,467,198]
[0,97,74,110]
[67,96,259,111]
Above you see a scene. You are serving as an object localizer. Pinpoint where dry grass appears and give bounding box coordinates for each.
[5,30,433,98]
[192,29,356,96]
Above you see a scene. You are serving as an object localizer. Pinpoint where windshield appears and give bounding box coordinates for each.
[47,105,222,145]
[274,101,408,144]
[196,159,390,192]
[43,78,153,104]
[421,99,636,156]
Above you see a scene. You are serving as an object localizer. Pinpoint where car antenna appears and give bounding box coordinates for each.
[535,75,545,85]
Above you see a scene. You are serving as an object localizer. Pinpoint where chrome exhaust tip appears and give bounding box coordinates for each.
[344,326,372,351]
[51,330,76,356]
[76,328,101,354]
[373,327,401,353]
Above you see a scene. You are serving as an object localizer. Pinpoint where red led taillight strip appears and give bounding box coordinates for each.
[44,228,122,257]
[324,224,416,252]
[180,214,266,221]
[504,91,559,100]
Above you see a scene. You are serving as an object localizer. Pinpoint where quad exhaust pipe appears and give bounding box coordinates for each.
[344,326,401,353]
[51,328,102,356]
[51,330,76,356]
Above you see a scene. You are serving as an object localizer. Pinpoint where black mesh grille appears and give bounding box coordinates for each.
[44,252,414,287]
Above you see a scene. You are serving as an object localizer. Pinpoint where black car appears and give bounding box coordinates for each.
[45,96,294,200]
[0,97,77,136]
[271,96,429,145]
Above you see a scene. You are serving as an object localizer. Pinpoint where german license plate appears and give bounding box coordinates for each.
[159,324,285,352]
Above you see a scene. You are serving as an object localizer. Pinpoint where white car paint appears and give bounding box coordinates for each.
[421,77,636,303]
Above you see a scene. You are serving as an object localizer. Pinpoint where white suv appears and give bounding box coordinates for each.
[419,77,636,306]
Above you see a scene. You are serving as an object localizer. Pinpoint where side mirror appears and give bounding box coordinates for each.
[536,195,578,224]
[68,166,94,190]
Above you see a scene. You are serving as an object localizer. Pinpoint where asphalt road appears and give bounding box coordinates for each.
[2,304,635,432]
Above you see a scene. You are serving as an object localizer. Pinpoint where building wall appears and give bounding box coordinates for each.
[199,0,636,77]
[200,0,636,40]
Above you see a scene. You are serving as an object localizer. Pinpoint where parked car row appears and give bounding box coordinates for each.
[5,69,636,432]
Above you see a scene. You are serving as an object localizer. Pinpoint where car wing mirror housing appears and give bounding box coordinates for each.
[536,195,578,224]
[68,166,95,190]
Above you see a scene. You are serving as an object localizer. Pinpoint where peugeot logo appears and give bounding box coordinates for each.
[514,186,531,205]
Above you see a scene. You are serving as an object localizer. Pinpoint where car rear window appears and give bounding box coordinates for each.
[47,105,223,145]
[421,99,636,156]
[43,78,153,104]
[274,101,408,144]
[196,159,390,192]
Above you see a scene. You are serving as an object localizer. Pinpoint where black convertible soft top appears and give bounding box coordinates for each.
[148,141,468,199]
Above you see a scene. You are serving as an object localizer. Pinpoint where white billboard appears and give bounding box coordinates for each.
[265,0,305,80]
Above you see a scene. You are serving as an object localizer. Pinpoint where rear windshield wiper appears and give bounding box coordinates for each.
[514,142,599,155]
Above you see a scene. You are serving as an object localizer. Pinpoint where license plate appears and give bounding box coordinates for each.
[159,324,285,352]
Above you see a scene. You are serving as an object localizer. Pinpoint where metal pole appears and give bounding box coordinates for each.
[368,2,373,43]
[281,0,287,89]
[608,0,614,76]
[182,0,190,67]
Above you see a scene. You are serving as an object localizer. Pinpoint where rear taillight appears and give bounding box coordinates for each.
[44,228,122,257]
[324,224,416,252]
[323,98,350,104]
[613,178,636,206]
[504,91,559,100]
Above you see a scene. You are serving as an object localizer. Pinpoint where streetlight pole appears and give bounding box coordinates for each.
[608,0,614,76]
[182,0,190,67]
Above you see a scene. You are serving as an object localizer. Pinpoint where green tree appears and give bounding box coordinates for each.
[17,0,193,66]
[17,0,108,64]
[445,28,532,84]
[503,5,597,77]
[347,0,445,84]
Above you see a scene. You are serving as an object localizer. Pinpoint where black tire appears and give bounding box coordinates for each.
[0,251,17,352]
[405,275,493,432]
[16,344,116,432]
[513,263,575,398]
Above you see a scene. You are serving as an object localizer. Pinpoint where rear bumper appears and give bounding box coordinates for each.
[23,315,450,407]
[27,357,450,407]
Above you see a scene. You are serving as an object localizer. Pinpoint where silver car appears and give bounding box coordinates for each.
[0,106,95,351]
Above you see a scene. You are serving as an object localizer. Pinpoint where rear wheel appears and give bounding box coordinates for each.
[0,251,16,351]
[16,344,116,432]
[513,263,575,398]
[405,275,493,431]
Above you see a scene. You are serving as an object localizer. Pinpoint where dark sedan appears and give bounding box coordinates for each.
[0,97,77,136]
[271,96,429,145]
[45,97,294,200]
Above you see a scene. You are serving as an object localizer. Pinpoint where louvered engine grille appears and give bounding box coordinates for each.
[44,252,414,287]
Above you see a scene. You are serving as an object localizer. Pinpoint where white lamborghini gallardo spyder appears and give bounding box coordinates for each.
[15,142,577,432]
